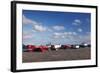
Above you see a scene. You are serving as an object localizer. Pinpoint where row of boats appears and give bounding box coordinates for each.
[23,43,91,52]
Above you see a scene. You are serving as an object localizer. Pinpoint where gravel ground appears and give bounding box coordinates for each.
[22,48,91,63]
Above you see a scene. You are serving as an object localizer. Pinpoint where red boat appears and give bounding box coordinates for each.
[26,45,48,52]
[26,45,36,52]
[36,45,48,52]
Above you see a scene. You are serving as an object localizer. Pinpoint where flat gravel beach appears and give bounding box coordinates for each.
[22,48,91,63]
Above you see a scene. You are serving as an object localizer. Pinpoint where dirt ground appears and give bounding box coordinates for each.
[22,48,91,63]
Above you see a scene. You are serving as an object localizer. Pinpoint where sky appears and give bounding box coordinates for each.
[22,10,91,45]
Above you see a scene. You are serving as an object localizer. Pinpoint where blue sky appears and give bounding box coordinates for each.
[22,10,91,45]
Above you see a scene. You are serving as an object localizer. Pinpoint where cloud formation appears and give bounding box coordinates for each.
[72,19,81,25]
[53,31,90,44]
[78,28,82,32]
[52,25,65,31]
[23,15,37,25]
[23,15,66,32]
[53,32,77,39]
[33,24,47,32]
[23,15,47,32]
[23,15,90,45]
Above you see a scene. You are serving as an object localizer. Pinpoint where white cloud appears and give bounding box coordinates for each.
[72,19,81,25]
[23,15,38,25]
[52,25,65,31]
[23,15,47,32]
[33,24,47,32]
[75,19,81,23]
[78,28,82,32]
[53,32,77,39]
